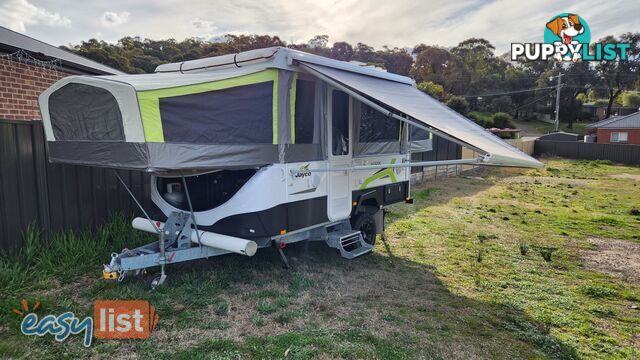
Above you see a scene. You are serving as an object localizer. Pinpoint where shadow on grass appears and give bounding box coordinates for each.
[143,239,577,359]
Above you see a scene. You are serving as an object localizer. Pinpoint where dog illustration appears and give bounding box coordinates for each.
[546,14,584,62]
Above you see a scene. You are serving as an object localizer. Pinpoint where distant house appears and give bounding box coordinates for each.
[582,102,638,121]
[0,26,123,121]
[586,112,640,145]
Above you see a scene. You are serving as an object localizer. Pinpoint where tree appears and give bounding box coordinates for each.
[490,95,513,113]
[450,38,508,94]
[330,41,354,61]
[377,46,413,76]
[411,45,463,93]
[446,96,470,116]
[592,33,640,118]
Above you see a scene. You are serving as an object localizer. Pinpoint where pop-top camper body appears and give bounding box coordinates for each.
[39,47,542,287]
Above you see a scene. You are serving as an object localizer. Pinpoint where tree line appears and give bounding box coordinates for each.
[64,33,640,127]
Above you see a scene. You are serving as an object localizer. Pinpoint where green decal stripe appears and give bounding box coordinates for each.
[359,159,398,189]
[136,69,279,143]
[272,72,279,144]
[289,73,298,144]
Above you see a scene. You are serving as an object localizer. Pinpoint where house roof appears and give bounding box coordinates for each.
[587,111,640,129]
[0,26,124,75]
[582,102,635,109]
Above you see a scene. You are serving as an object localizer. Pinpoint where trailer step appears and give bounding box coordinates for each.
[327,229,374,259]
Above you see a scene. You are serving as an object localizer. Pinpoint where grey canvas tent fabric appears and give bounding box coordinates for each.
[298,62,542,168]
[39,47,541,172]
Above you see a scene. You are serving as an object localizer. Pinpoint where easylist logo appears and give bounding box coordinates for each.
[94,300,159,340]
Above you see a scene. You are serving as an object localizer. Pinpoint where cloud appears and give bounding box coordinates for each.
[192,17,218,39]
[101,11,130,26]
[0,0,70,33]
[9,1,640,54]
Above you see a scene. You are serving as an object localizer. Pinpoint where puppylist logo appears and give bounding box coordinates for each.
[511,13,630,62]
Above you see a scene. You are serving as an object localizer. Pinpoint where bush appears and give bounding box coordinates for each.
[622,93,640,108]
[417,81,445,100]
[446,96,470,116]
[469,112,493,128]
[491,112,516,128]
[575,93,587,103]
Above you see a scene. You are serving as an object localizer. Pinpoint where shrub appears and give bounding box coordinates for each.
[491,112,516,128]
[446,96,470,116]
[469,112,494,128]
[575,93,587,103]
[622,92,640,108]
[417,81,445,100]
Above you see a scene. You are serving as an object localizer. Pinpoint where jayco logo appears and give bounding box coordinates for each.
[14,299,159,347]
[294,163,312,178]
[511,13,630,62]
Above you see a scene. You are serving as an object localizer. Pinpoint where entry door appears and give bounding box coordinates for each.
[327,88,352,221]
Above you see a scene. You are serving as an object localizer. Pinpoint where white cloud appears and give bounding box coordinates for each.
[101,11,130,26]
[0,0,70,33]
[192,17,218,39]
[8,1,640,53]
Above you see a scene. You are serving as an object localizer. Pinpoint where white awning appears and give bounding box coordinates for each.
[299,62,543,168]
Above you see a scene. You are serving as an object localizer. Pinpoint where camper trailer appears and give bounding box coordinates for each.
[38,47,542,287]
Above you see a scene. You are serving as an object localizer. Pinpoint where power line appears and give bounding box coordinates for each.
[512,90,555,111]
[462,86,555,98]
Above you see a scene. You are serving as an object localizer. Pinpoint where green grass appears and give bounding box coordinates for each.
[518,119,590,135]
[1,159,639,359]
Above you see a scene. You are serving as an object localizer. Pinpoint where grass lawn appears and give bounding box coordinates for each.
[515,120,590,136]
[1,158,639,359]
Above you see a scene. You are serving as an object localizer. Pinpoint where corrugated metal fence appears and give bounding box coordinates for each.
[535,140,640,165]
[0,119,153,250]
[410,136,462,183]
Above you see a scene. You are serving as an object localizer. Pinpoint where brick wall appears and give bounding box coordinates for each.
[0,58,67,121]
[596,128,640,145]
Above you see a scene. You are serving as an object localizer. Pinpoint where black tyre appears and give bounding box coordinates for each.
[351,212,377,246]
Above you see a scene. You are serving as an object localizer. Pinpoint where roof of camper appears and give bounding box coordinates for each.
[153,47,414,84]
[89,47,414,92]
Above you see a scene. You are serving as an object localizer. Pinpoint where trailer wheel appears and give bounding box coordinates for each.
[148,275,163,290]
[352,213,377,246]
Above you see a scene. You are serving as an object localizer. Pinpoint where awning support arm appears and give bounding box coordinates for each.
[181,173,202,247]
[114,171,160,234]
[290,157,487,174]
[297,61,488,155]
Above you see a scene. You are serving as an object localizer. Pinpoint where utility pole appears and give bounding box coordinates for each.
[554,73,563,132]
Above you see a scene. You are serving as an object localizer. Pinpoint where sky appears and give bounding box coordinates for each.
[1,0,639,54]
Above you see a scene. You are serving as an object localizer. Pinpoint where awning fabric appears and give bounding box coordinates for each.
[299,62,543,168]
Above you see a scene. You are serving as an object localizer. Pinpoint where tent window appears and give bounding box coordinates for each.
[160,81,273,144]
[410,125,430,141]
[353,100,400,155]
[49,83,124,141]
[294,79,316,144]
[409,125,432,152]
[332,90,349,155]
[358,103,399,143]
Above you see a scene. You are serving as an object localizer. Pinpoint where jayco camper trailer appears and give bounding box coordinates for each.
[39,47,542,287]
